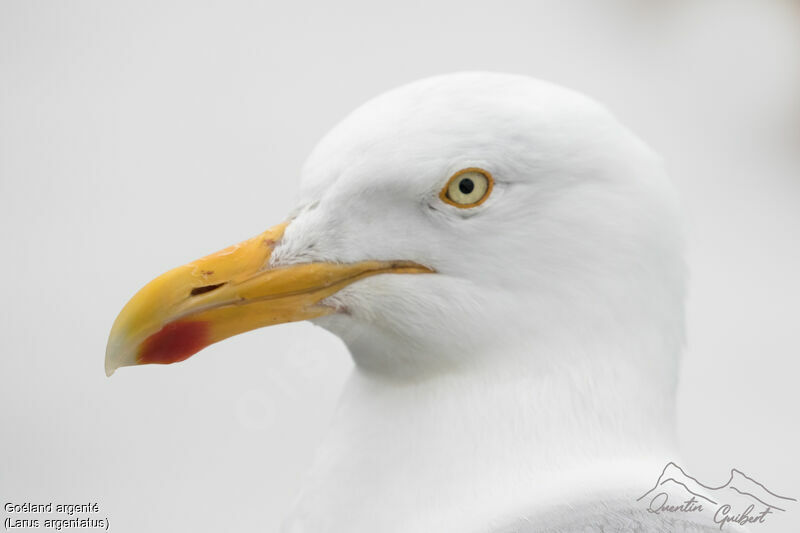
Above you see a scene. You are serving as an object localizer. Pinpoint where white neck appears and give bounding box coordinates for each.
[283,330,680,533]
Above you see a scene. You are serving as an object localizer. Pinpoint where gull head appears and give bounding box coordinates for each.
[105,72,685,380]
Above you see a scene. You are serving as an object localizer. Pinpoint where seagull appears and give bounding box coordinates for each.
[105,73,727,532]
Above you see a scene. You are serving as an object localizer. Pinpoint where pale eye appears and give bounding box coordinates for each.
[440,168,493,208]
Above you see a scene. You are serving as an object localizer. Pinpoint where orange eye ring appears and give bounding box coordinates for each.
[439,167,494,208]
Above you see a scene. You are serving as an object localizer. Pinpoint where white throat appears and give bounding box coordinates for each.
[282,326,680,533]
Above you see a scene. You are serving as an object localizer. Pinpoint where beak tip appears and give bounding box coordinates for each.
[105,333,134,377]
[104,349,120,377]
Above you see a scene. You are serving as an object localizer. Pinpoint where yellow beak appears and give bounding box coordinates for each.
[105,222,432,376]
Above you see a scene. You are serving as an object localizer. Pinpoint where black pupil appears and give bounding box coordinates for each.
[459,178,475,195]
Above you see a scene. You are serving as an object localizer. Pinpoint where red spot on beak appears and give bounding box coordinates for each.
[138,321,210,365]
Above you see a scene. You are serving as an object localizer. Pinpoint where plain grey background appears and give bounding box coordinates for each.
[1,1,798,531]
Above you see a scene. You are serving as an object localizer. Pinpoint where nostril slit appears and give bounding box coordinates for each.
[190,282,226,296]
